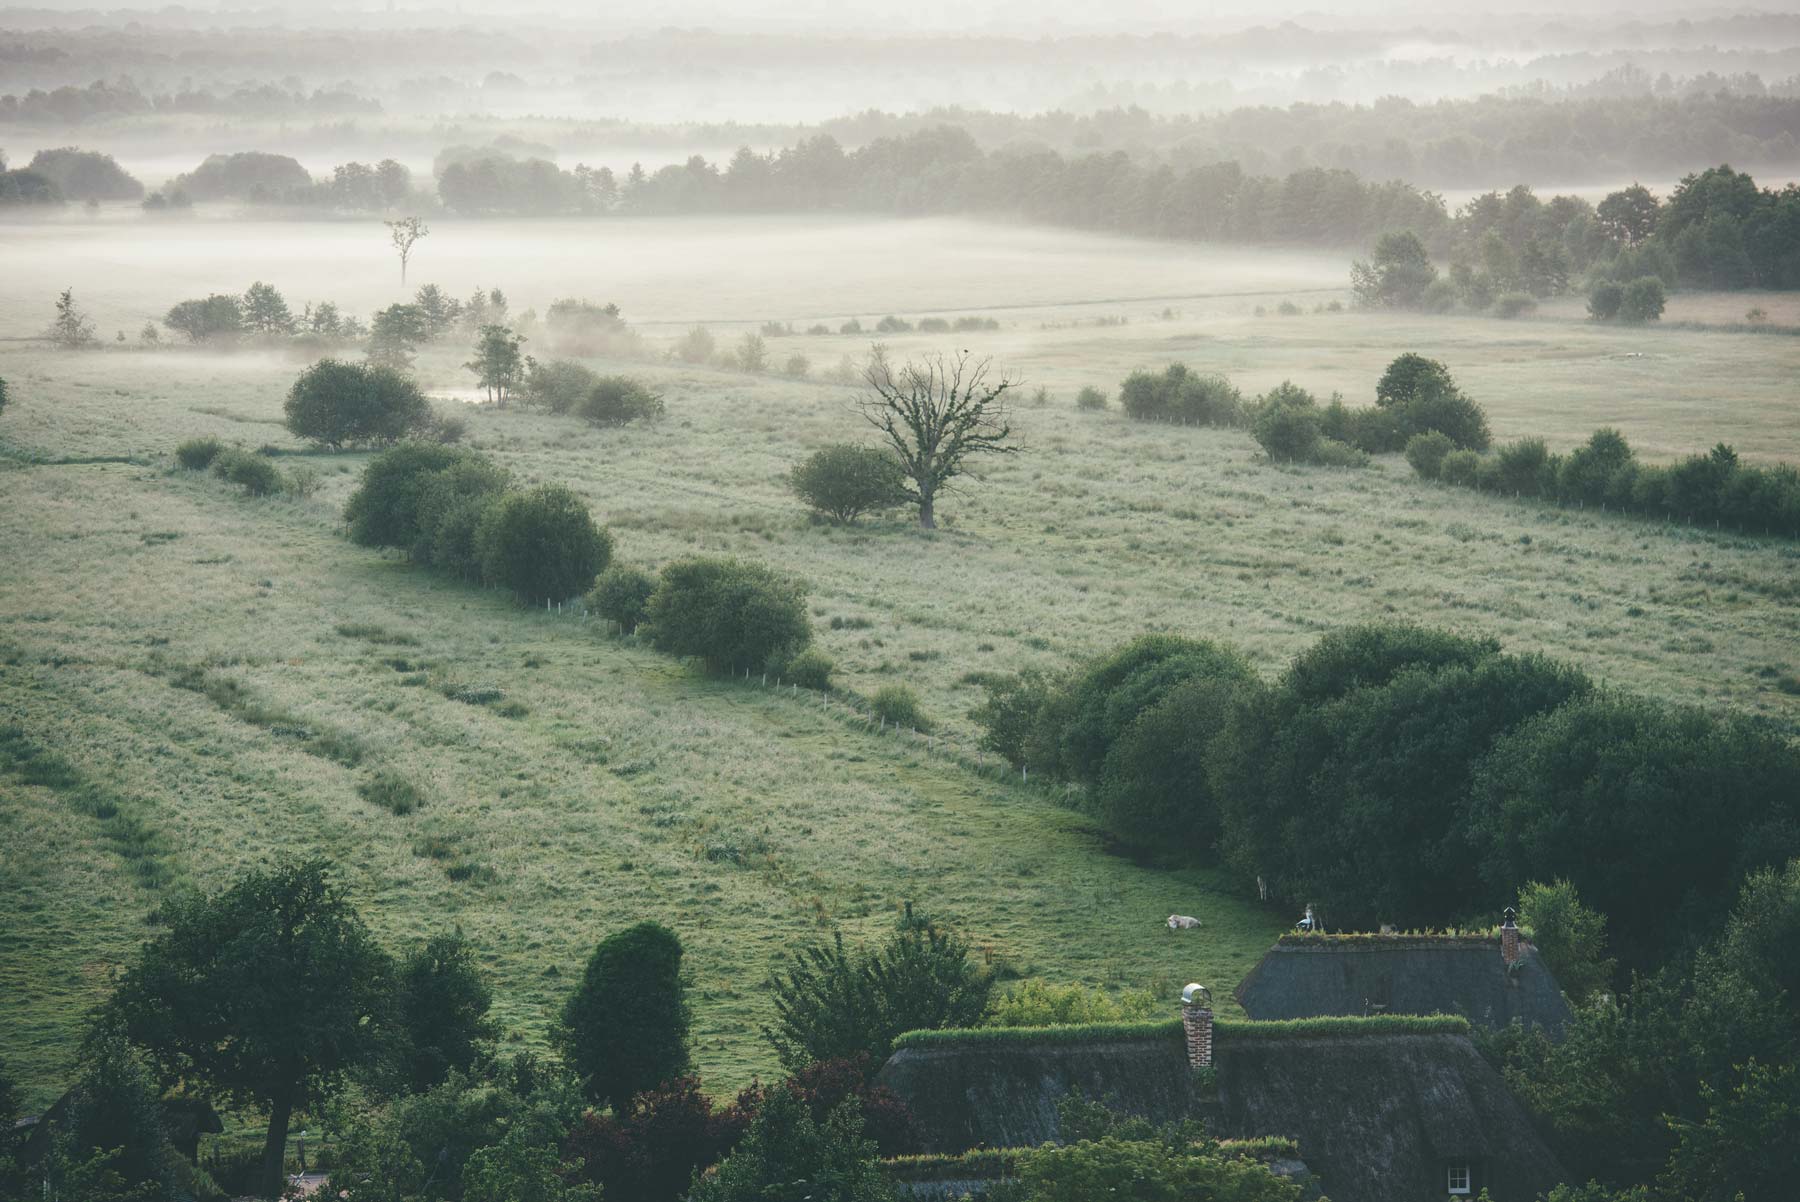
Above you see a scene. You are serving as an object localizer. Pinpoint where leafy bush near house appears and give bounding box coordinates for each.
[646,557,812,673]
[175,436,224,470]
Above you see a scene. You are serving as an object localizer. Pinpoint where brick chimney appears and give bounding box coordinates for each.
[1500,906,1521,966]
[1181,983,1213,1069]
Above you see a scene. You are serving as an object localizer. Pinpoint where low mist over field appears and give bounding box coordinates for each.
[4,4,1800,1202]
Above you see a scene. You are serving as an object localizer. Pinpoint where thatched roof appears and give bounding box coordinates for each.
[876,1022,1566,1202]
[1234,934,1571,1036]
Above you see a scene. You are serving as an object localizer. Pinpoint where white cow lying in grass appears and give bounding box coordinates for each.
[1167,914,1201,931]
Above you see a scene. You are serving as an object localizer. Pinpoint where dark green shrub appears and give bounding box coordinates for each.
[1493,437,1552,496]
[521,358,599,414]
[588,564,658,630]
[646,557,812,673]
[1094,662,1259,856]
[789,444,906,523]
[211,447,282,496]
[764,922,992,1071]
[971,668,1059,770]
[412,456,513,579]
[1405,430,1456,479]
[580,376,665,427]
[475,485,613,603]
[1308,437,1370,468]
[1440,448,1482,487]
[393,932,498,1093]
[557,921,690,1107]
[1056,635,1242,784]
[1119,364,1241,425]
[1375,353,1490,450]
[358,771,425,815]
[871,683,929,731]
[1620,275,1667,323]
[1075,385,1107,410]
[784,647,834,690]
[344,442,481,549]
[687,1086,890,1202]
[1517,879,1616,1007]
[175,436,224,470]
[284,359,432,449]
[1250,382,1322,462]
[1559,428,1634,504]
[1587,280,1625,321]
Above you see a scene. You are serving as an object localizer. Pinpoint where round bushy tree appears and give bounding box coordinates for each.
[411,456,513,579]
[285,359,432,449]
[1620,276,1667,323]
[580,376,664,427]
[1404,430,1456,479]
[789,444,906,523]
[1251,383,1322,462]
[646,557,811,673]
[475,485,612,603]
[1058,635,1246,785]
[343,442,475,548]
[588,564,658,630]
[558,922,690,1107]
[1587,280,1625,321]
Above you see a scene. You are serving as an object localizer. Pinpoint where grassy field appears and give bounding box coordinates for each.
[3,214,1798,1113]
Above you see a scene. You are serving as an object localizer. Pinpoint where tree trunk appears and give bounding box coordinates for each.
[259,1086,294,1199]
[918,492,935,529]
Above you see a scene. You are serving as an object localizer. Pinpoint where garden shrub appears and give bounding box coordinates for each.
[1405,430,1456,479]
[556,921,690,1108]
[871,683,929,731]
[587,564,657,630]
[284,359,432,449]
[646,557,812,673]
[475,485,613,603]
[175,436,224,470]
[790,444,906,523]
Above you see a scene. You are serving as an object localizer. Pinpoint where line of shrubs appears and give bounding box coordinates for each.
[1407,425,1800,537]
[518,359,666,426]
[344,442,612,604]
[173,436,321,499]
[973,622,1800,975]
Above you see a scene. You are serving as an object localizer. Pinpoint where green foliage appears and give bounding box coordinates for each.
[557,921,690,1107]
[209,447,282,496]
[1350,230,1437,309]
[1468,696,1800,972]
[870,683,930,732]
[464,324,528,404]
[1373,353,1490,451]
[367,302,432,371]
[675,325,715,364]
[412,454,514,580]
[1404,430,1456,479]
[520,358,598,415]
[1587,280,1625,321]
[344,441,477,549]
[1249,382,1325,462]
[587,563,657,630]
[164,294,242,344]
[1075,385,1108,410]
[36,1023,185,1202]
[688,1086,895,1202]
[1493,291,1538,318]
[1657,1058,1800,1202]
[1620,276,1667,323]
[1059,635,1254,786]
[790,444,907,523]
[765,922,993,1071]
[173,436,223,470]
[475,485,613,604]
[579,375,665,427]
[109,859,395,1198]
[285,359,432,449]
[394,932,499,1094]
[461,1124,599,1202]
[1001,1135,1301,1202]
[646,557,812,673]
[783,647,835,690]
[970,666,1062,771]
[983,980,1159,1028]
[1440,447,1482,486]
[1518,880,1616,1006]
[241,281,295,336]
[1118,364,1242,426]
[1711,859,1800,1017]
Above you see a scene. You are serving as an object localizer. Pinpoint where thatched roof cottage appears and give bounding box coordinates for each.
[877,1001,1567,1202]
[1234,919,1571,1037]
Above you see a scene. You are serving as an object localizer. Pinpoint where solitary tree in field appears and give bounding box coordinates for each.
[385,216,429,286]
[48,287,97,348]
[857,348,1017,529]
[109,860,393,1200]
[557,921,690,1107]
[464,323,527,404]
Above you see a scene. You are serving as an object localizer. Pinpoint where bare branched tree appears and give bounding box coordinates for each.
[857,347,1017,529]
[385,216,429,286]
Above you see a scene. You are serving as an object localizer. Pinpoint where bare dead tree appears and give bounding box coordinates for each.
[385,216,429,286]
[858,347,1017,529]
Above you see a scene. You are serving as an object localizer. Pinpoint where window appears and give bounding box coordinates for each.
[1447,1164,1472,1195]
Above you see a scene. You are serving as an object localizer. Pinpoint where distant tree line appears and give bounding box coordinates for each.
[973,622,1800,977]
[0,78,379,123]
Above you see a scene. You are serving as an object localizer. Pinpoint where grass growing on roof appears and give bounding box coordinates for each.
[892,1012,1470,1050]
